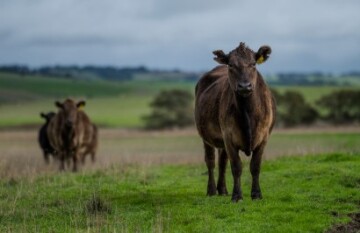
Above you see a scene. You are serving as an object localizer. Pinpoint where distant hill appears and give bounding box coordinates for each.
[0,65,199,82]
[0,65,360,86]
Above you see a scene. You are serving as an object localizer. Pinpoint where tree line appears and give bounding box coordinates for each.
[1,65,360,85]
[143,89,360,129]
[0,65,198,82]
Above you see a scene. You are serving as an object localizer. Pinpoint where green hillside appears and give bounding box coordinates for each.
[1,71,360,128]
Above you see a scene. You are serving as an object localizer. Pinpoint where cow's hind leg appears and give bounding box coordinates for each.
[43,151,50,164]
[204,142,216,196]
[81,153,86,164]
[250,141,266,200]
[72,153,79,172]
[91,152,96,163]
[217,149,228,195]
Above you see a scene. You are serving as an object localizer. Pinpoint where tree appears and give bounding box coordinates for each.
[143,89,194,129]
[278,91,319,127]
[316,90,360,124]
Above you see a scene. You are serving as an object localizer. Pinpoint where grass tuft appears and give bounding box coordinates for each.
[85,193,112,215]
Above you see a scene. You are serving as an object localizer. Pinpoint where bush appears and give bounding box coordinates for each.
[275,90,319,127]
[143,89,194,129]
[316,90,360,124]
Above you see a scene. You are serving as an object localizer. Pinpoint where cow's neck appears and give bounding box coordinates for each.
[62,127,75,149]
[234,88,260,156]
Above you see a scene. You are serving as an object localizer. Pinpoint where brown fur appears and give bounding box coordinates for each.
[80,123,98,164]
[195,42,276,202]
[47,99,97,172]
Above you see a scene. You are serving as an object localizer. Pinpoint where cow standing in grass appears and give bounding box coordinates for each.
[47,99,97,172]
[195,42,276,202]
[38,111,56,164]
[80,123,98,164]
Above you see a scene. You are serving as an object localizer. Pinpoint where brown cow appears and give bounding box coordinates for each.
[80,123,98,164]
[195,42,276,202]
[47,99,97,172]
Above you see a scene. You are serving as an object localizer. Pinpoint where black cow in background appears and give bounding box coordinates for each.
[38,112,56,164]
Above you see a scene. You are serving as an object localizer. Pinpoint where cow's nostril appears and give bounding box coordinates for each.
[238,82,252,90]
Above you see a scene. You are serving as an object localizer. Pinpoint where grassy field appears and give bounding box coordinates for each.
[1,128,359,179]
[0,152,358,232]
[0,72,195,128]
[1,71,360,128]
[0,126,359,232]
[0,96,152,128]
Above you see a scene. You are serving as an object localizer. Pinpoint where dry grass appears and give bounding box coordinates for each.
[0,127,359,180]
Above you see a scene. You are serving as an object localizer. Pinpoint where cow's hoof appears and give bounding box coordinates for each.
[231,194,243,203]
[217,187,228,196]
[251,192,263,200]
[207,189,217,196]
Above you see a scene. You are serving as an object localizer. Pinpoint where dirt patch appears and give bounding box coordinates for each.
[327,212,360,233]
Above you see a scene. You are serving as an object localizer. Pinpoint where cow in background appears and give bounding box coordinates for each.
[38,112,56,164]
[81,123,98,164]
[47,99,97,172]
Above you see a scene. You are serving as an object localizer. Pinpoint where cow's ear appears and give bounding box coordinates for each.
[255,45,271,64]
[55,101,63,109]
[213,50,229,65]
[40,112,46,119]
[77,100,86,109]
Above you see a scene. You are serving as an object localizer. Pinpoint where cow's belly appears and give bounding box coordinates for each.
[197,121,225,148]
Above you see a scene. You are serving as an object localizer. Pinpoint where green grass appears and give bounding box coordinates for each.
[0,153,358,232]
[0,72,130,99]
[1,71,360,128]
[0,72,196,128]
[0,72,194,101]
[0,96,152,128]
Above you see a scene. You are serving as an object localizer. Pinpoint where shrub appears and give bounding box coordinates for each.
[316,90,360,124]
[143,89,194,129]
[276,90,319,127]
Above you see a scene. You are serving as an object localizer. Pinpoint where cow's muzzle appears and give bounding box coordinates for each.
[236,82,253,96]
[65,120,73,128]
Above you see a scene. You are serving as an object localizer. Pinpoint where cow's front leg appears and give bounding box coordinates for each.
[217,149,228,195]
[225,142,242,202]
[250,141,266,200]
[59,152,65,171]
[72,149,79,172]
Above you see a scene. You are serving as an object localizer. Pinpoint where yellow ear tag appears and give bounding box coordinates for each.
[78,104,84,110]
[256,55,264,64]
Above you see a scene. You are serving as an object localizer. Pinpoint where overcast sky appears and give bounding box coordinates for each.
[0,0,359,73]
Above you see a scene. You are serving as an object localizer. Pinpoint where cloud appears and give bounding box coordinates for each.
[0,0,359,72]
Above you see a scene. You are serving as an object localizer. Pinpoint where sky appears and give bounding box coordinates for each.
[0,0,359,73]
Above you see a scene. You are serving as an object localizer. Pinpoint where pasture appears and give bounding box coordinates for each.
[1,71,360,128]
[0,128,359,232]
[1,71,360,232]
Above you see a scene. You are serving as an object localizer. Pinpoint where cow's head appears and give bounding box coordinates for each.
[40,111,56,123]
[213,42,271,97]
[55,99,85,129]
